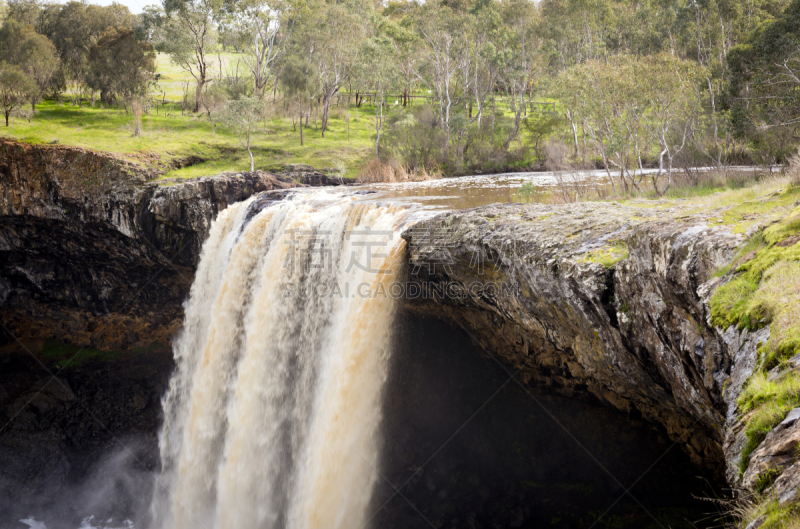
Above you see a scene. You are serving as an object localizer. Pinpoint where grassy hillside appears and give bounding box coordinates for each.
[0,53,402,180]
[0,53,552,180]
[3,98,382,179]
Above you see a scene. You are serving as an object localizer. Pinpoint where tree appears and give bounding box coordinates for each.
[280,53,318,147]
[220,0,290,98]
[415,3,469,159]
[161,0,220,112]
[302,0,370,138]
[218,96,265,171]
[41,2,136,104]
[0,17,26,64]
[355,34,401,158]
[18,31,59,109]
[382,6,420,108]
[641,53,703,194]
[0,62,36,126]
[201,81,228,133]
[87,26,156,105]
[498,0,543,149]
[5,0,45,31]
[0,18,60,109]
[457,1,503,145]
[555,57,650,193]
[727,0,800,162]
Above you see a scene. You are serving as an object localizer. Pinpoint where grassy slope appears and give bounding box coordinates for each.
[1,97,381,180]
[0,52,555,180]
[676,179,800,529]
[0,53,406,180]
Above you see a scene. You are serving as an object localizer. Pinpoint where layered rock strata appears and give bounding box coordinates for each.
[402,201,783,495]
[0,139,297,349]
[2,138,797,504]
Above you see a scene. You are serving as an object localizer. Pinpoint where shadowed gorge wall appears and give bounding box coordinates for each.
[373,311,720,529]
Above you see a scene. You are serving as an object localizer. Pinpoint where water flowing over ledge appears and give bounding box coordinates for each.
[152,191,414,529]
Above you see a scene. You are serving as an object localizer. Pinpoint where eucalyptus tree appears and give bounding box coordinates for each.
[161,0,221,112]
[18,30,58,109]
[0,18,28,64]
[459,1,501,129]
[202,82,228,133]
[555,57,646,193]
[44,2,136,104]
[0,18,60,109]
[301,0,371,138]
[380,5,419,108]
[497,0,543,149]
[641,53,703,194]
[0,62,36,125]
[727,0,800,162]
[279,53,318,146]
[355,32,402,158]
[86,26,156,105]
[538,0,612,70]
[414,2,469,159]
[220,0,290,98]
[218,96,266,170]
[5,0,47,32]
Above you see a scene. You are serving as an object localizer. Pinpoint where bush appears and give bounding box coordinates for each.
[381,105,446,172]
[381,103,529,176]
[521,110,563,161]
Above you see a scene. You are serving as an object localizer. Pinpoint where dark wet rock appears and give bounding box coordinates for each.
[0,341,173,521]
[401,202,764,481]
[0,139,298,350]
[276,163,353,186]
[0,429,69,507]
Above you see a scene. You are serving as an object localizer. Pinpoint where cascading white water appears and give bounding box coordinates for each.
[151,190,413,529]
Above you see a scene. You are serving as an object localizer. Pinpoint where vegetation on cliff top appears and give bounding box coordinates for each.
[711,205,800,365]
[702,168,800,528]
[2,0,800,181]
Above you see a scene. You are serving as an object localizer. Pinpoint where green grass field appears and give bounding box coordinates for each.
[2,96,385,179]
[0,53,556,180]
[0,53,404,179]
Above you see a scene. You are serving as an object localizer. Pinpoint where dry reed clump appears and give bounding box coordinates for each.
[540,140,600,202]
[727,490,800,529]
[788,148,800,187]
[356,158,439,183]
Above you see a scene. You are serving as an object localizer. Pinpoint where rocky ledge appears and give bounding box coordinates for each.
[3,137,800,519]
[0,138,303,350]
[402,192,800,507]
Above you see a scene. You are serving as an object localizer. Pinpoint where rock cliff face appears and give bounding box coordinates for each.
[402,200,787,494]
[1,137,797,508]
[0,340,173,522]
[0,139,297,350]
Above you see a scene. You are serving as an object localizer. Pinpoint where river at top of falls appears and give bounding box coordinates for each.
[150,188,420,529]
[357,165,757,210]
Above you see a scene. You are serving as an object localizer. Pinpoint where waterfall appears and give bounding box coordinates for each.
[151,190,412,529]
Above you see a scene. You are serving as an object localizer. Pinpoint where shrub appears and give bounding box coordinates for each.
[381,105,446,172]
